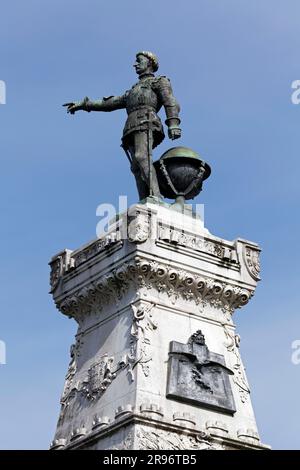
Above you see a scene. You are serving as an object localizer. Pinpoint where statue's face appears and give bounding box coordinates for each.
[134,55,152,75]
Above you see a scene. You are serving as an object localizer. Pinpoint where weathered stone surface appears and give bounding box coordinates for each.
[166,331,236,414]
[49,201,268,450]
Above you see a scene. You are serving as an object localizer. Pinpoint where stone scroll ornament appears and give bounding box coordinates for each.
[166,330,236,414]
[56,258,253,321]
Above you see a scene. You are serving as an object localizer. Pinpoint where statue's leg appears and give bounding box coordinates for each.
[133,131,161,198]
[128,143,149,201]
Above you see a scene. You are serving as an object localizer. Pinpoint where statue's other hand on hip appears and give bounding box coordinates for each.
[168,127,182,140]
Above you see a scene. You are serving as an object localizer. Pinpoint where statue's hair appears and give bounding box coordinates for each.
[136,51,159,72]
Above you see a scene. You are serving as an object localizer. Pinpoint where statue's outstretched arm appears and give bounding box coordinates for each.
[63,95,126,114]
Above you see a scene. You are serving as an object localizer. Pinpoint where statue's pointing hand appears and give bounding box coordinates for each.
[63,97,90,114]
[63,102,77,114]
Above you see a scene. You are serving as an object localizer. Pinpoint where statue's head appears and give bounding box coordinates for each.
[134,51,159,75]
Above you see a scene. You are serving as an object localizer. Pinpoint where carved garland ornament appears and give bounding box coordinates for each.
[135,426,224,450]
[223,324,250,403]
[124,302,158,379]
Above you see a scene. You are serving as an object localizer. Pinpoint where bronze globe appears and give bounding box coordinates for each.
[154,146,211,204]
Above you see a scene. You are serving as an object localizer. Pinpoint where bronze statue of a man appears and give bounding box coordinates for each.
[64,51,181,200]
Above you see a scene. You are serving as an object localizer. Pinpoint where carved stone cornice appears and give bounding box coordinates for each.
[54,256,253,321]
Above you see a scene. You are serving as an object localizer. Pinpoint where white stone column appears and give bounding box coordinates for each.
[49,201,268,450]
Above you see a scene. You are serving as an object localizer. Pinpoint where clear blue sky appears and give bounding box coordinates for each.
[0,0,299,449]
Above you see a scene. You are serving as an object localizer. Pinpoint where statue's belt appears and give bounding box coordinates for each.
[126,105,157,114]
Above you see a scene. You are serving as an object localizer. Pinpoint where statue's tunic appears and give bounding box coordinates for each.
[87,74,180,150]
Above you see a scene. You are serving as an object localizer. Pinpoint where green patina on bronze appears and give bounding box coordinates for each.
[161,146,202,161]
[63,51,181,201]
[154,146,211,202]
[63,53,211,205]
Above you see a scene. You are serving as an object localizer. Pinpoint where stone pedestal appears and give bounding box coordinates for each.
[49,200,268,450]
